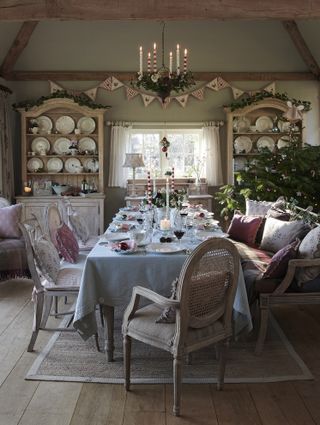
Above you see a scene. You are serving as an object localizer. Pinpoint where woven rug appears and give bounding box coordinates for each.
[26,312,313,384]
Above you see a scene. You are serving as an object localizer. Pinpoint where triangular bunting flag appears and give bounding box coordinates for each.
[206,78,219,91]
[68,89,83,97]
[231,87,244,99]
[175,94,189,107]
[217,76,230,90]
[264,82,276,94]
[126,87,139,100]
[141,93,155,107]
[111,77,124,91]
[157,97,171,109]
[49,81,63,93]
[191,88,205,100]
[84,87,98,100]
[99,77,112,91]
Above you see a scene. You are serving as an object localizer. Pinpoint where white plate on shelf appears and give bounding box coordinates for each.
[78,137,96,153]
[277,136,291,149]
[234,136,252,154]
[65,157,81,173]
[278,120,291,132]
[36,116,53,134]
[234,157,247,172]
[47,157,63,173]
[31,137,50,154]
[256,136,275,152]
[55,115,75,134]
[83,158,99,172]
[234,117,250,132]
[77,117,96,134]
[53,137,71,154]
[146,243,185,254]
[27,157,44,172]
[255,116,273,132]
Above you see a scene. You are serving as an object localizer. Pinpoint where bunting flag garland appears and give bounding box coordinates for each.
[48,77,276,108]
[191,88,205,100]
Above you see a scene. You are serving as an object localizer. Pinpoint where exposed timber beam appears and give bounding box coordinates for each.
[1,1,320,21]
[2,71,315,82]
[282,20,320,80]
[0,21,38,77]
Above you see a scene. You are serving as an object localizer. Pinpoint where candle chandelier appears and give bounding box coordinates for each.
[134,22,195,103]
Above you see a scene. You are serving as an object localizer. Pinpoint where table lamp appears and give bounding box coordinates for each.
[123,153,145,196]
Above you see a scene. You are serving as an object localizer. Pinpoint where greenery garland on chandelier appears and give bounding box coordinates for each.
[13,90,111,111]
[229,90,311,112]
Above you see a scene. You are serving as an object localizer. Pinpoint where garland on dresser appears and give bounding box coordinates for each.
[12,90,111,111]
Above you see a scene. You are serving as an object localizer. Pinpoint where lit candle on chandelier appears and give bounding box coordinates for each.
[147,170,152,206]
[153,43,157,72]
[176,44,180,75]
[183,49,188,73]
[147,52,151,74]
[171,167,175,192]
[139,46,143,75]
[169,51,173,74]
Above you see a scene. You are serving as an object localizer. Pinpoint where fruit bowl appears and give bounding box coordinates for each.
[52,184,71,196]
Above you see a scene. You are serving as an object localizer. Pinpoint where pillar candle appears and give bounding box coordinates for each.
[147,52,151,74]
[183,49,187,73]
[139,46,143,75]
[153,43,157,72]
[169,51,173,74]
[176,44,180,75]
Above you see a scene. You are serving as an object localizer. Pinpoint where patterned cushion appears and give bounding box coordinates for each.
[245,199,274,216]
[260,217,309,253]
[69,213,90,243]
[55,223,79,264]
[33,236,60,284]
[227,214,263,246]
[262,239,300,279]
[0,204,22,238]
[296,226,320,285]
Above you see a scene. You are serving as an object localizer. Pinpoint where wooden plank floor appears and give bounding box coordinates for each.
[0,279,320,425]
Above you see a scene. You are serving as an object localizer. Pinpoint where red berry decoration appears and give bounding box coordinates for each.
[162,146,167,152]
[199,212,205,218]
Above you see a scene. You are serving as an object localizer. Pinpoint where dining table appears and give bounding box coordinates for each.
[73,207,253,361]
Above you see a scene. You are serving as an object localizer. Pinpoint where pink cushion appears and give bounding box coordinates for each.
[54,223,79,264]
[0,204,22,238]
[262,239,300,279]
[227,214,263,247]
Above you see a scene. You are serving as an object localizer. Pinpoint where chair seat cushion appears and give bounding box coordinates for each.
[45,267,82,291]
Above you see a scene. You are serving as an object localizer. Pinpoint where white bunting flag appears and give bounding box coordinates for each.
[111,77,124,91]
[141,94,155,107]
[99,77,112,91]
[264,82,276,94]
[49,81,63,93]
[206,78,219,91]
[126,87,139,100]
[175,94,189,107]
[84,87,98,100]
[191,88,205,100]
[231,87,244,99]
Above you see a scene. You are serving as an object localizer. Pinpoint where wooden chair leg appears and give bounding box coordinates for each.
[103,305,115,362]
[255,298,269,356]
[217,338,229,391]
[54,296,59,317]
[99,304,104,328]
[27,292,44,352]
[94,333,101,352]
[40,296,53,328]
[173,354,182,416]
[123,334,132,391]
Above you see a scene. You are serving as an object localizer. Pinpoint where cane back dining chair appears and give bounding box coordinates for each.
[122,238,240,416]
[20,217,99,352]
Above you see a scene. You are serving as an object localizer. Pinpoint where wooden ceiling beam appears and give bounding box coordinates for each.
[0,0,320,21]
[1,21,38,77]
[2,70,315,82]
[282,20,320,80]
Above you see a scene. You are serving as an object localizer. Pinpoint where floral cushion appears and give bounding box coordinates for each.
[296,226,320,285]
[245,199,274,217]
[33,236,60,284]
[227,214,263,247]
[0,204,22,238]
[69,213,90,243]
[55,223,79,264]
[260,217,309,253]
[261,239,300,279]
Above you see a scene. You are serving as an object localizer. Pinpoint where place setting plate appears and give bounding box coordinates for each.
[146,243,185,254]
[234,136,252,154]
[77,117,96,134]
[53,137,71,155]
[256,136,275,152]
[47,157,63,173]
[55,115,75,134]
[100,233,130,243]
[36,116,53,134]
[31,137,50,154]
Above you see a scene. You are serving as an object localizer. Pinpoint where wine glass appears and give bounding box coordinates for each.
[173,213,185,245]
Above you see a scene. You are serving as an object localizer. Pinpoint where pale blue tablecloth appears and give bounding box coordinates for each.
[73,238,253,339]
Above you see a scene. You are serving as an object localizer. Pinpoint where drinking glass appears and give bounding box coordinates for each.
[173,212,186,245]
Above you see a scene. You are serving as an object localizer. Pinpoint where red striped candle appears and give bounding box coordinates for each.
[171,167,175,192]
[147,52,151,74]
[147,171,152,205]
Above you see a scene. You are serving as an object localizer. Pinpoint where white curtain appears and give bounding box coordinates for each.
[201,125,223,186]
[108,124,131,188]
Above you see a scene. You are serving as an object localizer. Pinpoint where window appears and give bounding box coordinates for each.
[129,128,203,179]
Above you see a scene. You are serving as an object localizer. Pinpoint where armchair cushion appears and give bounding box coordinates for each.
[0,204,22,238]
[33,236,60,284]
[245,199,274,216]
[55,223,79,264]
[296,226,320,285]
[261,239,300,279]
[227,213,263,246]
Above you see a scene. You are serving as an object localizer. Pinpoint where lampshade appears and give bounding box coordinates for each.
[123,153,145,168]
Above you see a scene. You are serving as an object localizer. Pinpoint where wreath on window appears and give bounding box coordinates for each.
[160,137,170,158]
